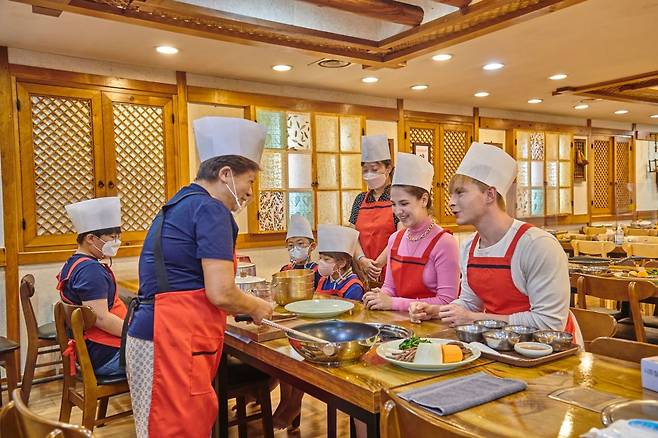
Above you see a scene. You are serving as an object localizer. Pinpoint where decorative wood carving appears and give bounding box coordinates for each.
[554,71,658,105]
[297,0,424,27]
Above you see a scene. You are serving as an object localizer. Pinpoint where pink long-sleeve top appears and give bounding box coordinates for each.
[381,218,460,311]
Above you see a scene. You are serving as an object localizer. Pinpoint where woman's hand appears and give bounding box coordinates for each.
[362,290,393,310]
[408,302,439,323]
[437,304,476,326]
[359,257,382,281]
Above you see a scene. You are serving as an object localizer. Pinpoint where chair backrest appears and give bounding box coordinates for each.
[570,307,617,351]
[576,275,656,343]
[19,275,39,345]
[622,243,658,258]
[590,337,658,363]
[53,302,98,388]
[625,236,658,244]
[9,389,93,438]
[0,400,21,438]
[626,228,652,236]
[583,226,607,236]
[571,240,615,257]
[380,389,476,438]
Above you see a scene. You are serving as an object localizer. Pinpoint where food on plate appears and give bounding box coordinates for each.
[441,344,464,363]
[414,343,443,364]
[387,347,418,362]
[446,341,474,360]
[398,336,430,350]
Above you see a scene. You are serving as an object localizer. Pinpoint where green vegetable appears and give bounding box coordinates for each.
[399,336,430,350]
[647,268,658,276]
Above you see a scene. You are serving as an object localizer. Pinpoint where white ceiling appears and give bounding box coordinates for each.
[1,0,658,126]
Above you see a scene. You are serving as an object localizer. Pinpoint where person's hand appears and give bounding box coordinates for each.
[362,290,393,310]
[249,297,273,325]
[359,257,382,280]
[408,302,439,323]
[437,304,476,327]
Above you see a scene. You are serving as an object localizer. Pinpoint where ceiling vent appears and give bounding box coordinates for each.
[310,58,352,68]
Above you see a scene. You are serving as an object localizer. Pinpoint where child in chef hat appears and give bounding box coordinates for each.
[279,214,320,289]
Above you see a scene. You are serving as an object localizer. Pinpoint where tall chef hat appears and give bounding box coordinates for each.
[286,214,314,241]
[317,224,359,256]
[193,117,266,165]
[361,135,391,163]
[65,197,122,234]
[391,152,434,192]
[455,142,517,197]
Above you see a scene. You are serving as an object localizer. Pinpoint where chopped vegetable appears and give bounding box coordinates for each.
[399,336,431,350]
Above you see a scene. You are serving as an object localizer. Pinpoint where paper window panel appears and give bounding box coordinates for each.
[288,153,312,189]
[547,162,558,188]
[258,191,286,232]
[317,191,340,225]
[531,189,545,216]
[339,116,361,152]
[287,112,311,151]
[516,131,529,159]
[531,161,544,187]
[559,162,571,187]
[341,191,361,226]
[559,189,572,214]
[546,188,558,216]
[315,115,339,152]
[545,133,559,161]
[317,154,339,189]
[530,132,545,160]
[340,154,363,190]
[517,162,529,187]
[260,150,285,190]
[559,135,571,160]
[289,192,314,228]
[516,188,530,218]
[256,109,285,149]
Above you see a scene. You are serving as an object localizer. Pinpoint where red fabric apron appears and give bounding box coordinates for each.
[145,191,229,438]
[354,190,396,281]
[389,229,450,299]
[466,223,576,336]
[316,275,363,298]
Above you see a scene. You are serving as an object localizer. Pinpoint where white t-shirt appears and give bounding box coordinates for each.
[452,220,571,330]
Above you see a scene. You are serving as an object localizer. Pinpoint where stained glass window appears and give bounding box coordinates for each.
[317,191,340,225]
[341,191,361,225]
[340,116,361,152]
[316,115,339,152]
[289,192,314,227]
[287,112,311,151]
[256,109,285,149]
[260,151,285,190]
[317,154,339,189]
[258,191,286,232]
[340,154,362,190]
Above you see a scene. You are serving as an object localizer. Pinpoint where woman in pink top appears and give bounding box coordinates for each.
[363,153,460,312]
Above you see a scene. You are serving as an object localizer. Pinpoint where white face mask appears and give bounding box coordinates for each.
[288,246,310,263]
[318,259,336,277]
[94,238,121,258]
[225,169,247,214]
[363,172,387,190]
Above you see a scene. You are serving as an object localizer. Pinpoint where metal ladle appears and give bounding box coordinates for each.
[234,315,337,356]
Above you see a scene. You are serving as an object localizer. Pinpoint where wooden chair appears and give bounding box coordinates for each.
[380,388,477,438]
[570,307,617,351]
[0,337,19,407]
[583,226,607,236]
[4,389,92,438]
[576,275,656,343]
[626,228,653,236]
[19,274,62,404]
[624,236,658,244]
[571,240,615,257]
[589,337,658,363]
[54,302,131,431]
[622,243,658,258]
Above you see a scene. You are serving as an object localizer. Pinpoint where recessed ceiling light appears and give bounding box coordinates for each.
[432,53,452,62]
[410,84,429,91]
[549,73,568,80]
[361,76,379,84]
[474,91,490,97]
[272,64,293,72]
[155,46,178,55]
[614,109,629,115]
[483,62,504,71]
[574,104,589,110]
[651,114,658,119]
[528,98,543,104]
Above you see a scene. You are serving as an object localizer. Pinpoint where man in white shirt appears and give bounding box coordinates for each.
[410,143,580,342]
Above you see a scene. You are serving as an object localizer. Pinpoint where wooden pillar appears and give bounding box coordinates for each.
[175,71,190,188]
[0,46,21,377]
[473,106,480,142]
[396,98,406,153]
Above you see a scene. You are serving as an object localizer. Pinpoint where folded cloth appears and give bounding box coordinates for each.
[398,371,527,416]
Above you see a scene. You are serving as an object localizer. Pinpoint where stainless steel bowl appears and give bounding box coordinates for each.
[235,275,266,293]
[504,325,538,342]
[271,269,315,306]
[236,262,257,278]
[286,321,379,366]
[454,324,489,343]
[533,330,573,352]
[366,323,413,342]
[474,319,508,330]
[482,329,521,351]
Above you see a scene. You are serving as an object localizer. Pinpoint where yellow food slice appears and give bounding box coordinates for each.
[441,344,463,363]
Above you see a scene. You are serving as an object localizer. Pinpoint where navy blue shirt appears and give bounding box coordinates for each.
[128,184,238,340]
[60,254,119,371]
[279,261,321,290]
[317,273,364,301]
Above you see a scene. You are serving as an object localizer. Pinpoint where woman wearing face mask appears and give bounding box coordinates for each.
[363,153,460,312]
[316,224,366,300]
[280,214,320,289]
[349,135,398,284]
[57,197,126,377]
[124,117,273,438]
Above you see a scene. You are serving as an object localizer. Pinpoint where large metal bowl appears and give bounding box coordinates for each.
[287,321,379,366]
[482,329,521,351]
[271,269,315,306]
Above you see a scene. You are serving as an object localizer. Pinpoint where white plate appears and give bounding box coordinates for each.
[376,338,481,371]
[284,299,354,318]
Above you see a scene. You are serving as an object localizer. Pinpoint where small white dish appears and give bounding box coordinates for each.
[284,299,354,318]
[514,341,553,358]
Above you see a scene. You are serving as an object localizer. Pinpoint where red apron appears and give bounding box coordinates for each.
[354,190,396,281]
[143,191,229,438]
[466,223,577,336]
[390,228,450,299]
[316,275,363,298]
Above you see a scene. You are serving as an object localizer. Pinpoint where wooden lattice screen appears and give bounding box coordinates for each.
[614,138,632,213]
[441,126,470,222]
[591,137,613,215]
[409,127,435,163]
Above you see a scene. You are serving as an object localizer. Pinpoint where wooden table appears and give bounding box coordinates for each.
[560,240,627,257]
[390,353,658,437]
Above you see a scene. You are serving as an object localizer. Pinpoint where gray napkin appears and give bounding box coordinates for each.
[398,371,527,416]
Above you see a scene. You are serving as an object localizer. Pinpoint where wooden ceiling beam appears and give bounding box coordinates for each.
[553,71,658,95]
[297,0,424,27]
[431,0,473,9]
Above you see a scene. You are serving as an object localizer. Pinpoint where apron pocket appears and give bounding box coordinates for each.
[190,335,221,395]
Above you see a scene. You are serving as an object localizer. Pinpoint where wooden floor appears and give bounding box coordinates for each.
[11,379,352,437]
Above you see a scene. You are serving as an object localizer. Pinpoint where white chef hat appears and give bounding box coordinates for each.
[317,224,359,256]
[65,197,122,234]
[456,142,517,197]
[193,117,266,165]
[392,152,434,192]
[361,135,391,163]
[286,214,314,241]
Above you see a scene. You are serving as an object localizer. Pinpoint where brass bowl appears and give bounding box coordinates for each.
[533,330,573,352]
[271,269,315,306]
